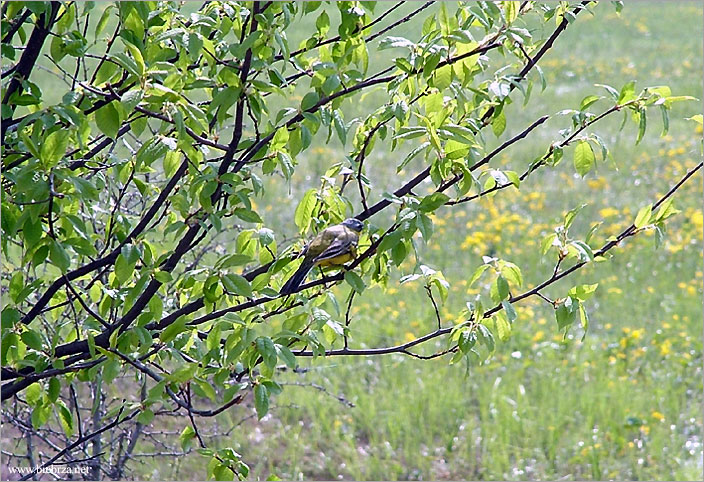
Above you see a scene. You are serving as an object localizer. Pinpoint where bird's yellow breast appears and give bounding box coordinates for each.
[317,250,355,267]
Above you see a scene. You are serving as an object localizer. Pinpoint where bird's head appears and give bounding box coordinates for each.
[341,218,364,232]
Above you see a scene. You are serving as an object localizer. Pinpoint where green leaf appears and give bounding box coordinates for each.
[573,140,595,177]
[233,208,262,224]
[114,253,136,285]
[500,261,523,287]
[398,141,430,172]
[469,264,489,286]
[25,383,42,406]
[315,10,330,34]
[254,383,269,419]
[95,102,121,139]
[57,400,74,436]
[457,329,477,354]
[418,193,449,212]
[617,80,636,104]
[416,213,433,240]
[635,108,646,145]
[71,177,99,200]
[654,199,680,222]
[194,379,217,402]
[391,240,407,266]
[503,1,519,23]
[125,43,145,76]
[579,304,589,341]
[180,426,196,450]
[579,95,601,111]
[94,4,114,38]
[434,64,453,90]
[21,330,43,351]
[596,84,619,101]
[555,297,578,330]
[568,283,599,301]
[256,337,277,370]
[477,324,495,353]
[223,273,253,298]
[39,130,69,168]
[49,241,71,272]
[206,323,222,352]
[564,203,587,229]
[491,110,506,137]
[659,105,669,137]
[48,378,60,402]
[344,271,365,293]
[571,240,594,262]
[31,403,51,429]
[378,36,415,50]
[159,317,187,343]
[275,344,297,369]
[634,204,652,229]
[121,244,141,264]
[501,300,517,323]
[294,189,317,232]
[496,275,509,300]
[301,92,320,111]
[378,229,402,253]
[494,313,511,341]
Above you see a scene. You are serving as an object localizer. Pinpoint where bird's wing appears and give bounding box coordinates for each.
[313,230,357,263]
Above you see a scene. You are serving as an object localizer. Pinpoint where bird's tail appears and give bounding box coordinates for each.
[280,259,315,295]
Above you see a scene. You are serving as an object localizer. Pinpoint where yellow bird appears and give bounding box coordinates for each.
[280,218,364,295]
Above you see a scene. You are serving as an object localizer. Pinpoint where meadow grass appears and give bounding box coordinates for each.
[131,3,702,480]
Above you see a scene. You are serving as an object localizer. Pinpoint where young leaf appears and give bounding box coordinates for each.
[634,204,652,229]
[39,130,69,168]
[254,384,269,419]
[294,189,317,232]
[344,271,365,293]
[573,140,595,177]
[95,101,121,139]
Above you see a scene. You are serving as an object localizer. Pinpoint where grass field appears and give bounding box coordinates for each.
[129,3,703,480]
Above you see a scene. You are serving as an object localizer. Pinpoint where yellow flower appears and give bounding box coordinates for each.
[404,332,416,342]
[587,178,607,189]
[532,330,545,343]
[660,340,672,356]
[651,411,665,422]
[599,207,620,218]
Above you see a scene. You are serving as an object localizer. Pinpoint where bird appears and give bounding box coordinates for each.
[280,218,364,295]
